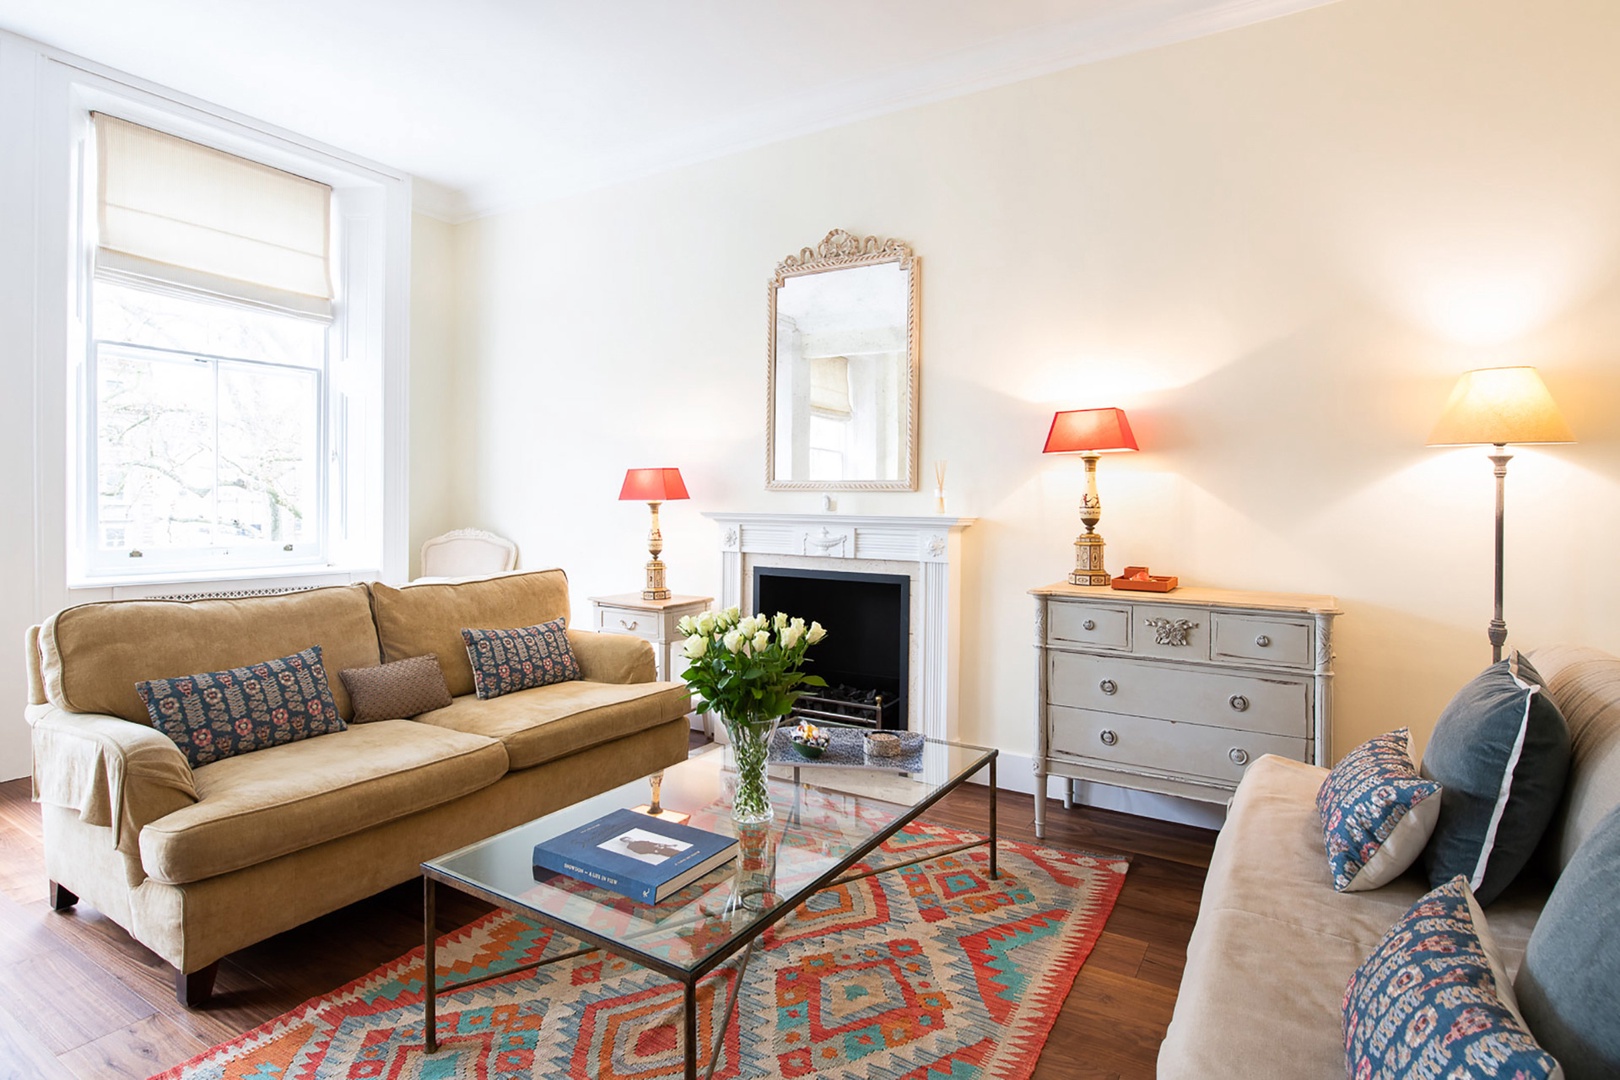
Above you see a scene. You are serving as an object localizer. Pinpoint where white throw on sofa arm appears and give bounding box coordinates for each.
[28,705,199,858]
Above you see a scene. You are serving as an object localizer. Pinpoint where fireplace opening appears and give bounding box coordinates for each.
[753,567,909,731]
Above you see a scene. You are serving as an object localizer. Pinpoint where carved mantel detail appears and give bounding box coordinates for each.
[802,527,850,557]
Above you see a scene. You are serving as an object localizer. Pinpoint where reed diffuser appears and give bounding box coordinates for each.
[934,460,947,514]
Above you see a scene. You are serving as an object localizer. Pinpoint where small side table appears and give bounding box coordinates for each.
[589,592,713,735]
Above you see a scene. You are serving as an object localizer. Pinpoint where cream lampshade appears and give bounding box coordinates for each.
[1043,408,1138,586]
[1428,367,1573,661]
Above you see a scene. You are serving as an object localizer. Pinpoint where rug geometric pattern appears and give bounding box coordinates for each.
[151,822,1128,1080]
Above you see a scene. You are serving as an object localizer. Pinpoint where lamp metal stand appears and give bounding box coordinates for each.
[1488,446,1511,663]
[1069,452,1112,586]
[642,500,671,600]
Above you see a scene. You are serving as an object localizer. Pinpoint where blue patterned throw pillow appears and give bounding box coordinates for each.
[136,646,346,768]
[1317,728,1442,892]
[1344,877,1563,1080]
[461,619,581,700]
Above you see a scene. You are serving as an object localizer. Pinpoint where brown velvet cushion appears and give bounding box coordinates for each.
[339,655,453,722]
[38,585,380,724]
[368,570,572,697]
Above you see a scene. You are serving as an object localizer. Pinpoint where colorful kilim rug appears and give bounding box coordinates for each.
[152,822,1128,1080]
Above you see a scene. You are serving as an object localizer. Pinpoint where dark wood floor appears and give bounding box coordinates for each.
[0,745,1215,1079]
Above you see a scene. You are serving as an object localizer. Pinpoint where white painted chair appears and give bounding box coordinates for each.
[418,528,518,580]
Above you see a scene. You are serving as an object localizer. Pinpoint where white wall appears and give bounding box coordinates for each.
[408,212,467,576]
[449,0,1620,798]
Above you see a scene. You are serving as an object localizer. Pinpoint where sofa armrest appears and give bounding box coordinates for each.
[567,629,658,684]
[29,706,198,857]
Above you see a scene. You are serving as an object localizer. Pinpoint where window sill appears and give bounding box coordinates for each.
[67,566,382,599]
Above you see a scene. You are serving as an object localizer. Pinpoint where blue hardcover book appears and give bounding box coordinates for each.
[532,808,738,904]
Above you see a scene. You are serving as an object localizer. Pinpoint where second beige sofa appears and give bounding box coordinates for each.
[25,569,691,1006]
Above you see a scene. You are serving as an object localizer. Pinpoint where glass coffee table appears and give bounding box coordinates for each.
[421,738,997,1079]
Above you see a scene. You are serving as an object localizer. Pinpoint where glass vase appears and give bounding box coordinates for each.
[723,714,782,824]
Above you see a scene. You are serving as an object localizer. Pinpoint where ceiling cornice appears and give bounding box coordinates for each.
[431,0,1339,224]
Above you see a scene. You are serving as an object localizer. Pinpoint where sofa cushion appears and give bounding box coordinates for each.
[339,654,453,722]
[38,584,380,724]
[369,570,571,697]
[462,619,581,699]
[1344,877,1561,1080]
[1156,754,1547,1079]
[1523,645,1620,877]
[1516,803,1620,1080]
[136,646,346,767]
[1316,728,1442,892]
[1421,652,1571,904]
[137,720,508,884]
[414,680,691,770]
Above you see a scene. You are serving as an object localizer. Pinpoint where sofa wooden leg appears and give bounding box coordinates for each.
[48,881,78,911]
[176,961,219,1008]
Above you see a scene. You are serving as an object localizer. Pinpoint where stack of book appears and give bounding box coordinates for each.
[532,808,738,905]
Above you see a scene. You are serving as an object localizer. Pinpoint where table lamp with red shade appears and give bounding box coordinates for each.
[619,468,689,600]
[1043,408,1139,586]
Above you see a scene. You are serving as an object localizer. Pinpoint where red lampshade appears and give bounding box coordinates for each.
[1042,408,1138,454]
[618,467,690,502]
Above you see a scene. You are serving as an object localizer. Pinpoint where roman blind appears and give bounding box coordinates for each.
[809,355,853,418]
[94,113,334,318]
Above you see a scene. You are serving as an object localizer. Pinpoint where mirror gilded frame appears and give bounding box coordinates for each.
[766,229,920,491]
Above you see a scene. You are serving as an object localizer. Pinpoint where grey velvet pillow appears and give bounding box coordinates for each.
[338,654,452,722]
[1420,651,1571,905]
[1515,802,1620,1079]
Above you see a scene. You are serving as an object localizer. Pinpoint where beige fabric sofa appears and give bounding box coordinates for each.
[23,569,691,1006]
[1158,644,1620,1077]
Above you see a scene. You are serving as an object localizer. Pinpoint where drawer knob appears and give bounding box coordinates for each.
[1229,747,1250,766]
[1082,618,1096,631]
[1100,729,1119,747]
[1255,634,1271,648]
[620,619,639,631]
[1099,679,1118,695]
[1229,694,1250,712]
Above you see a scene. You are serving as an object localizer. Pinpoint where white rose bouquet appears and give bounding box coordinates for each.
[677,607,827,823]
[677,607,828,727]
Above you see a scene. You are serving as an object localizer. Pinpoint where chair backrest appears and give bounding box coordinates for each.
[419,529,518,579]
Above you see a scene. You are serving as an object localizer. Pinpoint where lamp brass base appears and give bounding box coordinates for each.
[642,558,671,601]
[1068,532,1111,586]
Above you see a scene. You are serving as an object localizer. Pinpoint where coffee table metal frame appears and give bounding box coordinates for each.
[421,745,997,1078]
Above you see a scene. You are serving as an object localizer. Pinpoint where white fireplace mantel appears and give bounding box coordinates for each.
[702,511,976,742]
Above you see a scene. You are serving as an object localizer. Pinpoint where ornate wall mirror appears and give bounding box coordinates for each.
[767,229,919,491]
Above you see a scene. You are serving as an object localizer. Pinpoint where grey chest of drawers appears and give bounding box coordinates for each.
[1031,582,1340,837]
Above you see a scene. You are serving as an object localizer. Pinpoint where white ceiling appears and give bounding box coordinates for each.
[0,0,1335,222]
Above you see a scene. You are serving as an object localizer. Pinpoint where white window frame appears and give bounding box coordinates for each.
[13,45,412,599]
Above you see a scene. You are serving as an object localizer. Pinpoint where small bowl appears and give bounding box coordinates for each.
[789,737,827,760]
[864,732,903,759]
[865,730,923,759]
[789,727,831,759]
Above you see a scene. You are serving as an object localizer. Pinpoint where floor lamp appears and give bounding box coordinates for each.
[1427,367,1573,662]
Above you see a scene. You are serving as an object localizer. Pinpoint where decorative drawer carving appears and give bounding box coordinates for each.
[1129,605,1209,659]
[1048,602,1130,650]
[593,606,660,642]
[1047,705,1307,788]
[1048,652,1310,739]
[1210,613,1313,668]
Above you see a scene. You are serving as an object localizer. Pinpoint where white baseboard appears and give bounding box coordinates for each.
[964,748,1226,830]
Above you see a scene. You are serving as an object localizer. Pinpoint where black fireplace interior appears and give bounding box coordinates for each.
[753,567,909,731]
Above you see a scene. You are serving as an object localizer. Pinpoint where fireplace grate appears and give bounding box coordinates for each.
[790,684,902,730]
